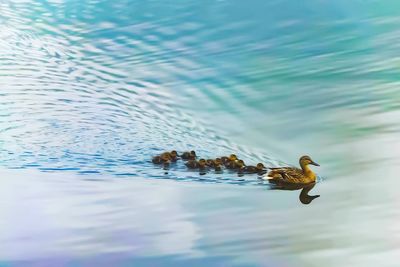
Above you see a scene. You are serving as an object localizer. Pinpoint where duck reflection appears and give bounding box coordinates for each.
[269,181,320,205]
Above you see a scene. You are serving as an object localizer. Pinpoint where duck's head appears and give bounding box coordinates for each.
[256,163,265,170]
[215,158,222,165]
[299,155,319,167]
[190,151,196,157]
[229,154,237,161]
[237,160,245,168]
[170,150,178,157]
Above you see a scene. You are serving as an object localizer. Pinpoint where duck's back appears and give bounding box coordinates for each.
[267,167,314,184]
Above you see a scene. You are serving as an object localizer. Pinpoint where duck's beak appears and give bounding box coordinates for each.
[310,161,320,166]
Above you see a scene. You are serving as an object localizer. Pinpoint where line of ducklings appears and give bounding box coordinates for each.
[152,151,265,175]
[153,151,321,185]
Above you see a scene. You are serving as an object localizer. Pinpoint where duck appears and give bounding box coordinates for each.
[236,160,246,169]
[169,150,178,162]
[152,152,171,164]
[181,150,196,160]
[221,154,238,166]
[264,155,320,184]
[160,151,178,162]
[238,163,265,174]
[185,158,207,170]
[185,159,199,169]
[198,159,207,170]
[198,159,208,175]
[214,163,222,172]
[206,159,215,167]
[226,159,245,170]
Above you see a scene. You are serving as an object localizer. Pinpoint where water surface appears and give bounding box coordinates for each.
[1,0,400,266]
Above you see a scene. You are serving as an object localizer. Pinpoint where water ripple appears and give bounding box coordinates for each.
[0,1,283,182]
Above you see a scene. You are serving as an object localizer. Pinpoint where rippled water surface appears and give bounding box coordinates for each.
[1,1,400,266]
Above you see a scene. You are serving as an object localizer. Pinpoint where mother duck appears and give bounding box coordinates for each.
[265,155,320,184]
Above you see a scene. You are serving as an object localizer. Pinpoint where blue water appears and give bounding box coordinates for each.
[1,0,400,266]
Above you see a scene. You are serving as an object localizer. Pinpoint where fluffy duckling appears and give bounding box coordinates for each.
[186,159,207,170]
[221,154,238,166]
[206,159,215,167]
[198,159,207,175]
[185,159,199,169]
[226,159,245,170]
[161,154,172,168]
[170,150,178,162]
[236,159,245,169]
[160,151,178,162]
[152,153,171,164]
[214,163,222,172]
[239,163,265,174]
[181,150,196,160]
[265,155,320,184]
[198,159,207,170]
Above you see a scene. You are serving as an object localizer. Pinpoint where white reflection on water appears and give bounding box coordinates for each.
[0,169,201,260]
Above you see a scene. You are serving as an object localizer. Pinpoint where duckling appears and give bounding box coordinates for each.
[239,163,265,174]
[264,155,320,184]
[231,154,238,160]
[214,163,222,172]
[181,150,196,160]
[169,150,178,162]
[185,159,199,169]
[198,159,207,170]
[160,151,176,162]
[215,158,222,165]
[226,159,245,170]
[206,159,215,167]
[221,154,238,166]
[161,153,171,162]
[236,159,245,169]
[220,156,228,164]
[186,158,207,170]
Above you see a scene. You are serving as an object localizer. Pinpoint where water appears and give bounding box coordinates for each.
[1,0,400,266]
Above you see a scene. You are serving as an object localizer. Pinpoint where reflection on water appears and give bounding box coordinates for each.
[1,0,400,266]
[270,182,320,205]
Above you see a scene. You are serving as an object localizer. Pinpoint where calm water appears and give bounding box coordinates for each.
[1,0,400,266]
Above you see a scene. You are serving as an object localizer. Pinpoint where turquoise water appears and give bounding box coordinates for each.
[1,0,400,266]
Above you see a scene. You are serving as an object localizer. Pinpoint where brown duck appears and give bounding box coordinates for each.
[265,155,320,184]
